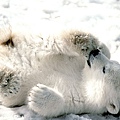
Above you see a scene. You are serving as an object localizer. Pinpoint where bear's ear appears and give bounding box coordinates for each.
[106,98,119,114]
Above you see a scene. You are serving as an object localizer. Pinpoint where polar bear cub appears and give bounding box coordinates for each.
[28,49,120,117]
[0,16,120,118]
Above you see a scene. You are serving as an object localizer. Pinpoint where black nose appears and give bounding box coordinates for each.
[89,49,100,57]
[87,49,100,67]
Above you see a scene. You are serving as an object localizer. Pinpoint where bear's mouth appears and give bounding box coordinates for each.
[87,49,100,67]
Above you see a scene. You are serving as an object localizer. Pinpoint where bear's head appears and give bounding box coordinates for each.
[86,49,120,115]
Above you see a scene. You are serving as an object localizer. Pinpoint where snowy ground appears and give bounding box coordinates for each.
[0,0,120,120]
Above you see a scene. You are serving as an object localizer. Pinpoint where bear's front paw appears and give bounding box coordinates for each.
[28,84,65,118]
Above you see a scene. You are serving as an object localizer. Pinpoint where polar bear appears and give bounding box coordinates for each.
[0,16,120,118]
[28,49,120,118]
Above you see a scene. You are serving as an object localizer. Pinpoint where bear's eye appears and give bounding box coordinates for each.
[103,66,105,73]
[2,38,14,48]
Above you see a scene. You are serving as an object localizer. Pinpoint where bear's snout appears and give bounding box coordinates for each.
[89,49,100,57]
[87,49,100,67]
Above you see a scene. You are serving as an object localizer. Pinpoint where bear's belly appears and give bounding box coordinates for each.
[55,81,85,114]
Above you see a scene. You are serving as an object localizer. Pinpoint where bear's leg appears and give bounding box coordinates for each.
[28,84,65,118]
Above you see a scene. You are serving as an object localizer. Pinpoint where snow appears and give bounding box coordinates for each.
[0,0,120,119]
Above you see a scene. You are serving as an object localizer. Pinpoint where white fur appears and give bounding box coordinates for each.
[0,16,120,118]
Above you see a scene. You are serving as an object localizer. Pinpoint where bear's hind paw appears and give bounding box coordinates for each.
[28,84,65,117]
